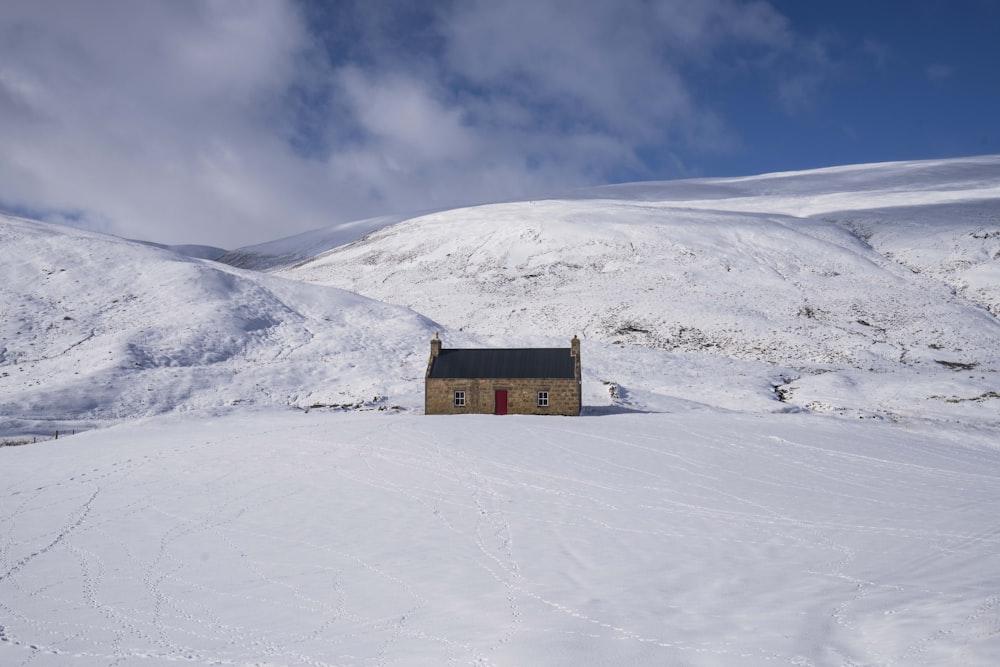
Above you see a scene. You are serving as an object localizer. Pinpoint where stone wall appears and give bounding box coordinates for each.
[426,377,581,416]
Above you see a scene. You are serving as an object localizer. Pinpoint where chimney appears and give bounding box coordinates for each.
[570,335,580,358]
[430,332,442,358]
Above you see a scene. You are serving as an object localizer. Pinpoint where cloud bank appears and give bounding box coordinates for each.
[1,0,828,246]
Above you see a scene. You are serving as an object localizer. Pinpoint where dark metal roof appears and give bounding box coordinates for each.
[428,348,575,379]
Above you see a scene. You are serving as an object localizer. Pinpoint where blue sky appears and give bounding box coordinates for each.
[0,0,997,247]
[712,1,1000,175]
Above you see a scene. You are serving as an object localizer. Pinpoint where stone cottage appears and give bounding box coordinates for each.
[425,334,581,416]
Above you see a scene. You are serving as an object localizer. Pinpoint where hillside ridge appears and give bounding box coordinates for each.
[3,155,999,434]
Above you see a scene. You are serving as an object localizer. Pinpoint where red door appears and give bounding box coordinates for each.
[494,390,508,415]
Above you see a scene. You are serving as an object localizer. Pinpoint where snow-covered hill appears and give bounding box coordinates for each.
[217,213,417,272]
[0,215,436,437]
[132,241,228,261]
[4,156,1000,432]
[272,155,1000,422]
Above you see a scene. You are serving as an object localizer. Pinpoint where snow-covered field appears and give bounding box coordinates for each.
[4,410,1000,666]
[2,155,1000,665]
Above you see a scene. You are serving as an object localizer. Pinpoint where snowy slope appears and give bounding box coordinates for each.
[217,214,417,272]
[0,215,437,437]
[587,155,1000,318]
[279,200,997,365]
[132,241,228,261]
[2,409,1000,666]
[275,156,1000,423]
[585,155,1000,208]
[5,156,1000,433]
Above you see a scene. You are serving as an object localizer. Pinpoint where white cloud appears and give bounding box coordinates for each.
[337,67,479,163]
[0,0,318,246]
[0,0,830,247]
[442,0,696,142]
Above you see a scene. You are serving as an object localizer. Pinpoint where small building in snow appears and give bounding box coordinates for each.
[424,334,581,416]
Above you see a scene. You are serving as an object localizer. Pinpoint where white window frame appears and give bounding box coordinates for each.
[537,391,549,407]
[454,390,466,407]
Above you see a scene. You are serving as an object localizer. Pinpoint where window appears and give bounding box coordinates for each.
[454,390,466,407]
[537,391,549,407]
